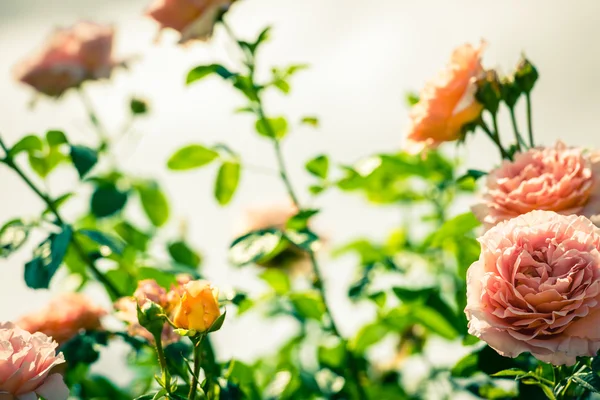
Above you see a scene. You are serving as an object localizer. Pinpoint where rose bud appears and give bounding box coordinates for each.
[514,56,539,94]
[474,70,502,114]
[172,280,222,334]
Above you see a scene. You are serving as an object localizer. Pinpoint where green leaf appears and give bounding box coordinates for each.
[224,360,261,399]
[451,353,479,378]
[318,341,346,368]
[167,144,219,171]
[25,226,72,289]
[114,222,149,251]
[130,98,149,115]
[284,229,319,252]
[289,291,325,321]
[46,130,68,146]
[305,155,329,179]
[61,331,108,367]
[300,116,319,128]
[9,135,43,156]
[491,368,528,378]
[214,161,240,205]
[136,182,170,227]
[168,241,202,269]
[207,310,226,333]
[91,184,128,218]
[572,373,600,393]
[286,209,319,230]
[186,64,235,85]
[229,229,287,266]
[425,212,480,248]
[406,92,420,106]
[350,322,389,353]
[260,269,291,295]
[0,219,30,257]
[412,306,459,340]
[70,145,98,178]
[78,229,125,255]
[255,117,288,139]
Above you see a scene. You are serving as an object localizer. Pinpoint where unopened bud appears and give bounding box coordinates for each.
[137,301,166,338]
[514,57,538,94]
[475,70,502,114]
[500,77,522,108]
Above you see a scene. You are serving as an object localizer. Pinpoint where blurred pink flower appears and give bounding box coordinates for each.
[465,210,600,365]
[472,142,600,228]
[146,0,235,43]
[0,322,69,400]
[406,42,485,152]
[14,21,117,97]
[16,293,106,345]
[115,278,193,345]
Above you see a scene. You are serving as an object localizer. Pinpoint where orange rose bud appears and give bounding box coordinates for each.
[172,280,221,332]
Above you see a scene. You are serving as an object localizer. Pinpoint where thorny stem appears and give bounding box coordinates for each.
[0,135,122,299]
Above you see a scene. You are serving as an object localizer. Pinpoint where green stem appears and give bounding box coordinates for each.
[508,107,525,151]
[153,333,172,394]
[526,92,534,147]
[78,88,110,151]
[189,335,205,400]
[0,135,122,299]
[222,20,367,400]
[479,119,510,160]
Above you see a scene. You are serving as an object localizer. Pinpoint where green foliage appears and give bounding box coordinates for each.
[130,98,149,115]
[260,269,290,295]
[215,161,240,205]
[167,144,219,170]
[168,240,202,270]
[11,131,70,177]
[78,229,125,255]
[135,181,170,227]
[186,64,236,85]
[0,219,30,257]
[25,225,72,289]
[91,183,129,218]
[289,291,325,321]
[305,155,329,179]
[255,116,288,139]
[70,145,98,178]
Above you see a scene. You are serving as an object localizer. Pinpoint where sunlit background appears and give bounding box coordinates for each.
[2,0,600,392]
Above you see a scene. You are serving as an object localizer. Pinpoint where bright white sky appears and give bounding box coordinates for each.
[1,0,600,387]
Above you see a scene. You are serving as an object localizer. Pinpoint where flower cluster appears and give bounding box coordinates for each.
[115,276,221,342]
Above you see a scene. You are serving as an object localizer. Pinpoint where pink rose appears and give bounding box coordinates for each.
[472,141,600,228]
[146,0,235,43]
[14,21,117,97]
[406,42,485,152]
[465,210,600,365]
[0,322,69,400]
[16,293,106,345]
[114,279,182,345]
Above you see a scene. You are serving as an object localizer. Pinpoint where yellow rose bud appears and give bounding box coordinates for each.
[172,280,221,332]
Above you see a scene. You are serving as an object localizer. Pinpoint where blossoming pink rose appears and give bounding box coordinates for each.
[465,210,600,365]
[0,322,69,400]
[146,0,235,43]
[16,293,106,344]
[14,21,117,97]
[406,42,485,152]
[472,141,600,228]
